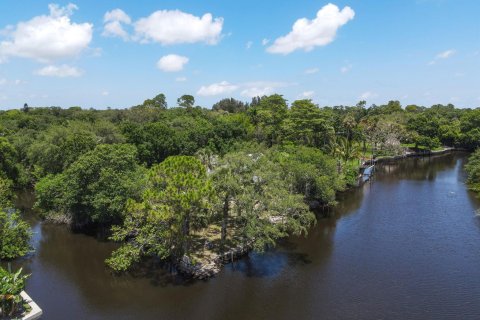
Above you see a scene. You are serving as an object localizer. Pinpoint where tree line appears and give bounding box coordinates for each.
[1,94,479,271]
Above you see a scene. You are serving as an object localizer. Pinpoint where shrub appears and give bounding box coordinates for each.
[0,267,30,318]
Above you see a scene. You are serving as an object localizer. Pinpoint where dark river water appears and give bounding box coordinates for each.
[9,152,480,320]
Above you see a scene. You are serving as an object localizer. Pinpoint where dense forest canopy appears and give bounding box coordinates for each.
[1,93,479,271]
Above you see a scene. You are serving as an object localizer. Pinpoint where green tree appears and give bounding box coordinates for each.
[0,138,19,182]
[212,98,247,113]
[142,93,167,109]
[282,99,333,148]
[177,95,195,108]
[465,149,480,194]
[107,156,213,271]
[0,177,12,208]
[211,147,316,252]
[35,144,144,228]
[248,94,288,146]
[0,210,33,260]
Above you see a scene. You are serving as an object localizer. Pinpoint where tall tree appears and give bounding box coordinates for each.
[107,156,213,271]
[177,95,195,108]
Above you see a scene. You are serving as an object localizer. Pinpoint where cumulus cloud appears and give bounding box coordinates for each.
[0,3,93,63]
[195,80,290,98]
[134,10,223,45]
[35,64,84,77]
[197,81,238,96]
[246,41,253,49]
[305,67,319,74]
[102,9,131,40]
[300,91,315,98]
[240,81,290,98]
[262,38,270,46]
[267,3,354,55]
[156,54,189,72]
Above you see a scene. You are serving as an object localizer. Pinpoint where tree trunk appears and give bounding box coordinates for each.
[221,195,229,251]
[182,212,190,254]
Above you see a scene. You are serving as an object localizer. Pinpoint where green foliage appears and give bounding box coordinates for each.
[212,98,247,113]
[35,144,144,227]
[107,156,214,271]
[272,145,345,204]
[0,138,20,183]
[210,146,316,252]
[0,177,12,208]
[282,99,333,148]
[3,92,480,276]
[177,95,195,108]
[141,93,167,109]
[249,94,288,145]
[465,149,480,194]
[460,109,480,150]
[0,210,33,260]
[0,267,29,317]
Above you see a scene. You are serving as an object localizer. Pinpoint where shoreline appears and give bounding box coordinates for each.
[180,147,462,279]
[362,147,457,166]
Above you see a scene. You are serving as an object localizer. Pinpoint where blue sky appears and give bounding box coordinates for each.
[0,0,479,109]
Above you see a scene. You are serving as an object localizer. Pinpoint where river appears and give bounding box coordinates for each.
[9,152,480,319]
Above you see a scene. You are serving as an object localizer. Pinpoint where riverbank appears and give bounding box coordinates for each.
[362,146,456,166]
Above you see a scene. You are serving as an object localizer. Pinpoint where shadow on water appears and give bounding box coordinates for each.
[230,243,313,278]
[374,152,460,182]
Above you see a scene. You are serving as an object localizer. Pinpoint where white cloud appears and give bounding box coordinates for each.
[305,67,319,74]
[429,49,456,65]
[246,41,253,49]
[267,4,355,54]
[300,91,315,98]
[134,10,223,45]
[175,76,187,82]
[197,81,238,96]
[156,54,189,72]
[35,64,84,77]
[240,81,290,98]
[0,78,5,85]
[359,91,378,100]
[101,90,109,96]
[437,49,456,59]
[191,80,291,98]
[0,4,93,63]
[262,38,270,46]
[103,9,131,40]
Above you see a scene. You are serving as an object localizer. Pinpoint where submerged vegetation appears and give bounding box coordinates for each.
[1,93,479,275]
